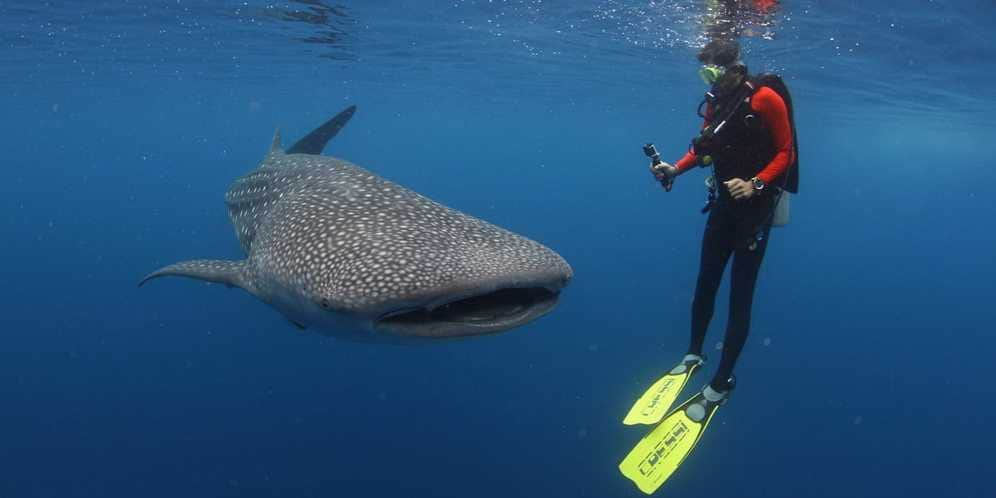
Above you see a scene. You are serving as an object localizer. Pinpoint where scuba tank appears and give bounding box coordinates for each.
[753,72,798,228]
[771,191,790,226]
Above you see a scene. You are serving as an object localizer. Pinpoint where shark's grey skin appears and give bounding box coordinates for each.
[140,107,572,340]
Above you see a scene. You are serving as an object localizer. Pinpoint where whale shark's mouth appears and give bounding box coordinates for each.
[375,287,561,338]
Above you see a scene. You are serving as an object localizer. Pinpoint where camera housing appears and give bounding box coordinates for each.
[643,143,661,165]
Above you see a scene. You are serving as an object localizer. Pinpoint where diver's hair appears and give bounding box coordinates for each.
[697,39,741,66]
[727,61,748,78]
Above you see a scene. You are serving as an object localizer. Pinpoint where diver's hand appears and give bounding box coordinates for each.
[650,162,677,183]
[724,178,754,201]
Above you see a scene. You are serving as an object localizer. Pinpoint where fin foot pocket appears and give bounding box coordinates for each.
[623,355,704,426]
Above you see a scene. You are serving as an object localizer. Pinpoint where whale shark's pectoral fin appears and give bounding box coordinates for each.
[287,105,356,155]
[138,259,251,290]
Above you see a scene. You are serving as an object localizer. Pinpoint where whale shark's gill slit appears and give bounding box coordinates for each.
[377,287,559,332]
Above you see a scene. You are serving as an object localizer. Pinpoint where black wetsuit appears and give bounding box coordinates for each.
[677,78,797,392]
[689,190,774,392]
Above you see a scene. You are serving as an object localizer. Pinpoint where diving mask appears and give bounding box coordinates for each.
[698,64,725,85]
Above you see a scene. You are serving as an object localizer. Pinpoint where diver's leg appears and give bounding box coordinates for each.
[689,213,735,357]
[710,230,770,391]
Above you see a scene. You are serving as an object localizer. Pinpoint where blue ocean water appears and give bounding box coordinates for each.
[3,1,995,497]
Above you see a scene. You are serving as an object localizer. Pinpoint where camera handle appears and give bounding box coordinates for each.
[643,143,672,192]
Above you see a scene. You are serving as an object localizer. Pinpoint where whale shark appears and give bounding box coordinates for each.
[140,106,572,339]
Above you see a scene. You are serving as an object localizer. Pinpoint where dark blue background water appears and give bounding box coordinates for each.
[3,1,995,497]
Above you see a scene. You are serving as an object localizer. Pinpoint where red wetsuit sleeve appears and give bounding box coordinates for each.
[674,150,698,172]
[751,87,793,185]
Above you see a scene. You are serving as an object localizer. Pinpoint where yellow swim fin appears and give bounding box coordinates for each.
[618,385,730,495]
[623,355,704,426]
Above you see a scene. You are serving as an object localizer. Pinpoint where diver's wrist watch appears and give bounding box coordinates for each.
[751,177,766,191]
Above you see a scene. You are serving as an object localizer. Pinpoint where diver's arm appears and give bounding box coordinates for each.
[751,87,793,185]
[673,151,698,175]
[651,110,712,183]
[652,150,697,182]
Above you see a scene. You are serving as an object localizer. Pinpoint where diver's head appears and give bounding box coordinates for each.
[697,40,747,95]
[698,39,740,67]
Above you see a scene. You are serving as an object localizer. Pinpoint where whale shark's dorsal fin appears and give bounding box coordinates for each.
[287,105,356,155]
[269,128,284,156]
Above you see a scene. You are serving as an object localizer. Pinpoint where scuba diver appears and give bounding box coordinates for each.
[618,38,799,495]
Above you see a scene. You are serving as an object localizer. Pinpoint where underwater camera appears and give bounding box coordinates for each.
[643,143,661,165]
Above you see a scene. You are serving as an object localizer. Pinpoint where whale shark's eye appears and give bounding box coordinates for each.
[320,298,330,309]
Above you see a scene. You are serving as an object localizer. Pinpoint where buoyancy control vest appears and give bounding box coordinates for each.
[693,73,799,194]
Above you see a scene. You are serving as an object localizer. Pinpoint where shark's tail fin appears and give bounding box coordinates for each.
[139,259,250,289]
